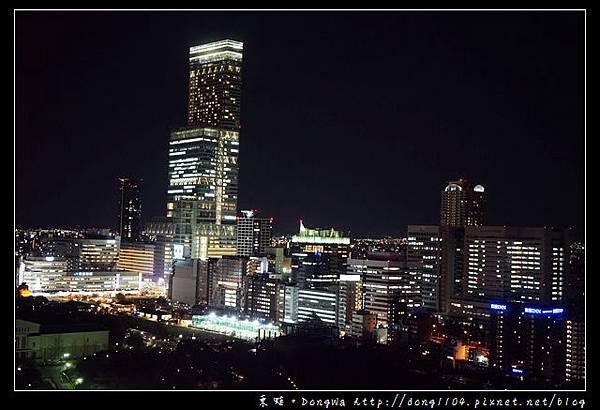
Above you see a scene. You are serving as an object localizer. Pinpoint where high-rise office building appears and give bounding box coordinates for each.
[348,253,420,328]
[338,271,362,335]
[279,284,299,324]
[167,40,243,259]
[117,178,142,242]
[290,220,350,288]
[564,241,584,385]
[438,226,466,314]
[440,178,485,227]
[489,303,566,385]
[438,178,484,313]
[439,226,568,315]
[463,226,568,304]
[565,242,584,313]
[565,318,585,384]
[407,225,441,312]
[242,275,284,322]
[208,256,248,311]
[297,286,339,326]
[167,127,239,258]
[187,40,243,129]
[236,209,273,257]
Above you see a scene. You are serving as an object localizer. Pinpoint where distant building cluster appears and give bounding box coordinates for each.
[15,39,585,389]
[16,231,141,296]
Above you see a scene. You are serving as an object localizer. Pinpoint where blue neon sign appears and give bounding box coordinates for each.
[524,307,564,315]
[490,303,507,311]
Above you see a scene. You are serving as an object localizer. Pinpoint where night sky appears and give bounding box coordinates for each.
[15,11,584,238]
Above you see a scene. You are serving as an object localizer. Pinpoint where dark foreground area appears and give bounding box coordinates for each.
[15,298,582,390]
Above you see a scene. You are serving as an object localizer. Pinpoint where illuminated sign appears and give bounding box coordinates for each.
[339,274,361,282]
[45,256,55,262]
[524,307,564,315]
[512,368,524,374]
[240,210,255,218]
[490,303,507,311]
[291,236,350,245]
[173,244,184,260]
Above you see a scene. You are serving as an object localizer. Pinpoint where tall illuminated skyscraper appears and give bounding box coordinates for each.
[439,178,485,313]
[440,178,486,227]
[187,40,243,129]
[167,40,243,258]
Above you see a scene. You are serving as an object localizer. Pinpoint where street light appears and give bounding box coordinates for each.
[63,353,70,358]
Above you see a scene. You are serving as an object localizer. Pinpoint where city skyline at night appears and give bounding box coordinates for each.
[14,9,586,396]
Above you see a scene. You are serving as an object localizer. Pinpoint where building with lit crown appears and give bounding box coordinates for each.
[290,220,350,288]
[440,178,485,227]
[166,39,243,259]
[187,40,243,130]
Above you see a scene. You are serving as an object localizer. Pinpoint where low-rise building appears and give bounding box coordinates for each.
[15,319,109,362]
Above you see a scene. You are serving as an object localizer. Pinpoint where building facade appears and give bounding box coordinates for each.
[440,178,486,227]
[117,241,173,293]
[290,220,350,289]
[348,254,419,327]
[22,267,141,295]
[117,177,142,242]
[169,258,209,306]
[40,237,120,272]
[208,256,248,311]
[489,303,566,385]
[463,226,568,304]
[16,319,109,362]
[297,287,339,326]
[166,39,243,259]
[407,225,441,312]
[187,40,243,130]
[236,209,273,257]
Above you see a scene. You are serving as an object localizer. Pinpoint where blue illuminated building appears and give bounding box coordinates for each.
[489,302,566,385]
